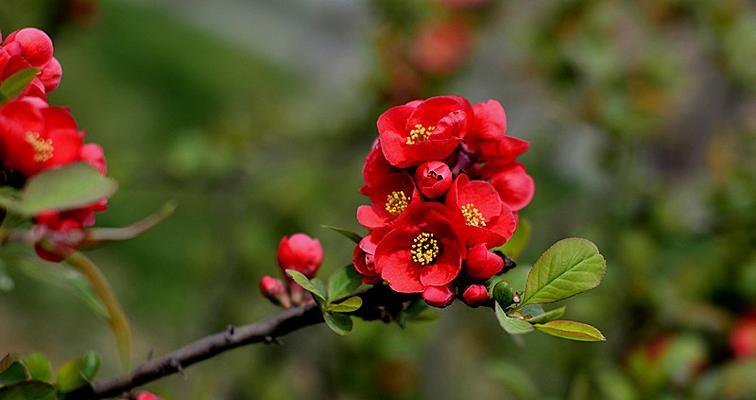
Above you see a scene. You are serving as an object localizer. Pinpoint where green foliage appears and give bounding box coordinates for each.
[0,381,56,400]
[287,268,363,335]
[321,225,363,244]
[20,354,51,383]
[0,68,38,104]
[520,238,606,307]
[323,312,353,336]
[326,296,363,313]
[533,320,606,342]
[285,270,327,302]
[327,265,362,301]
[525,306,566,324]
[495,304,534,335]
[0,357,28,386]
[55,352,100,393]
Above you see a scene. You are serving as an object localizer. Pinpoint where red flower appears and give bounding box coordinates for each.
[0,97,83,177]
[464,244,504,279]
[422,285,455,308]
[462,284,489,307]
[80,143,107,175]
[352,231,384,284]
[357,172,420,230]
[731,313,756,358]
[482,162,534,211]
[409,20,472,76]
[0,28,62,98]
[377,96,471,168]
[360,140,396,195]
[414,161,452,199]
[277,233,323,278]
[465,100,529,163]
[445,174,516,247]
[2,29,54,68]
[375,203,464,293]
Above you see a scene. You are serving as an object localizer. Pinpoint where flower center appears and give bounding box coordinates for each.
[385,191,409,216]
[411,232,439,266]
[461,203,486,227]
[406,124,436,145]
[25,132,54,163]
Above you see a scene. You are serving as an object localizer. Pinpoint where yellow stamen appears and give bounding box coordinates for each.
[25,132,54,163]
[411,232,440,266]
[385,191,409,216]
[461,203,486,227]
[405,124,436,145]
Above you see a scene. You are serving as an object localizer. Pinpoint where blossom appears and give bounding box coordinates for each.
[481,162,534,211]
[462,284,489,307]
[377,96,471,168]
[414,161,452,199]
[277,233,323,278]
[445,174,516,247]
[464,244,504,279]
[357,172,420,230]
[0,97,83,177]
[0,28,62,98]
[465,99,529,163]
[375,203,464,294]
[352,231,384,284]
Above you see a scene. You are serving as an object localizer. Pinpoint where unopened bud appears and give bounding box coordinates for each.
[462,284,489,307]
[259,275,290,308]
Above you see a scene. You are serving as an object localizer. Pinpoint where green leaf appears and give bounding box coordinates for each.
[526,306,566,324]
[79,352,99,382]
[495,303,534,335]
[496,219,531,260]
[327,265,362,301]
[534,320,606,342]
[20,354,51,382]
[323,312,353,335]
[20,163,117,216]
[55,358,87,392]
[285,269,327,301]
[0,381,56,400]
[0,68,39,104]
[520,238,606,306]
[327,296,362,313]
[321,225,362,244]
[491,280,515,309]
[0,361,28,386]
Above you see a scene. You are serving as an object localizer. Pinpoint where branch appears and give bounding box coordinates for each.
[68,303,323,399]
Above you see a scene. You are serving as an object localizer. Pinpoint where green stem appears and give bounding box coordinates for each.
[64,250,132,370]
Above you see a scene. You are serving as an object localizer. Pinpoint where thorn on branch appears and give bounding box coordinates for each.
[146,349,154,361]
[263,335,280,345]
[170,358,186,380]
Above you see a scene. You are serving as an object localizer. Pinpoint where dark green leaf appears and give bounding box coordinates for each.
[0,362,28,386]
[321,225,362,244]
[0,381,56,400]
[526,306,566,324]
[520,238,606,306]
[327,265,362,301]
[285,269,327,301]
[20,163,117,216]
[323,312,353,335]
[495,303,533,335]
[491,280,515,309]
[495,219,531,261]
[0,68,39,104]
[20,354,51,382]
[534,320,606,342]
[79,352,99,382]
[327,296,362,313]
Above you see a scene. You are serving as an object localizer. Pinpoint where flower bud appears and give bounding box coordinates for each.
[414,161,452,198]
[422,285,455,308]
[39,57,62,92]
[80,143,107,175]
[259,275,290,308]
[4,28,54,67]
[465,244,504,279]
[462,284,489,307]
[277,233,323,278]
[730,313,756,358]
[136,391,161,400]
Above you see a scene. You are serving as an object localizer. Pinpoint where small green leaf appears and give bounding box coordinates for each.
[327,265,362,301]
[496,219,531,260]
[323,312,353,335]
[526,306,566,324]
[495,303,534,335]
[534,320,606,342]
[321,225,362,244]
[0,381,56,400]
[285,269,327,301]
[0,68,39,104]
[327,296,362,313]
[520,238,606,306]
[0,362,28,386]
[21,354,51,382]
[79,352,99,382]
[20,163,117,216]
[55,359,85,392]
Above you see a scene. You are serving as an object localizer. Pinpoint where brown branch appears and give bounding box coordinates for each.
[67,285,416,399]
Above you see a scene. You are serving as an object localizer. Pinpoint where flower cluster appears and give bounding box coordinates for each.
[353,96,533,308]
[0,28,108,261]
[259,233,324,308]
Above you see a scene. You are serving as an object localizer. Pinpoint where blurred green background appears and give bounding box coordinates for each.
[1,0,755,398]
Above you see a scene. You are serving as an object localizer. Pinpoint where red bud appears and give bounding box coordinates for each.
[462,284,489,307]
[414,161,452,198]
[259,275,290,308]
[422,285,455,308]
[465,244,504,279]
